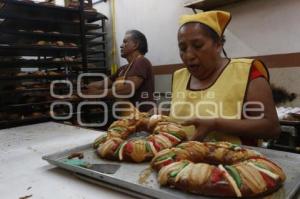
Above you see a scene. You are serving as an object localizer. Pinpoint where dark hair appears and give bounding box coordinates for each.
[126,30,148,55]
[271,84,297,105]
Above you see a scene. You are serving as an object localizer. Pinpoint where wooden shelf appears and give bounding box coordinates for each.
[184,0,243,11]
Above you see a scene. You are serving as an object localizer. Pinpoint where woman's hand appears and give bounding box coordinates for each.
[86,81,103,90]
[147,107,170,116]
[181,118,216,141]
[81,86,105,97]
[81,86,98,95]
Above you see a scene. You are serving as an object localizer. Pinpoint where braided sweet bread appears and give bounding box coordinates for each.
[151,141,286,197]
[93,114,187,163]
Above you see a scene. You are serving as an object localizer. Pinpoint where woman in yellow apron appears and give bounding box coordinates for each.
[169,11,280,146]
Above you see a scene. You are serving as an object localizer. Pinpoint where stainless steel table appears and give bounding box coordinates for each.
[0,122,133,199]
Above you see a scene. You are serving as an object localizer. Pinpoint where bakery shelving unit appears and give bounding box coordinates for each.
[184,0,243,13]
[0,0,109,129]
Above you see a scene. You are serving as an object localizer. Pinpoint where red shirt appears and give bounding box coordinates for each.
[250,65,265,80]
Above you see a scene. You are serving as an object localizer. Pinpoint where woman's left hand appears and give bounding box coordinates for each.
[181,118,216,141]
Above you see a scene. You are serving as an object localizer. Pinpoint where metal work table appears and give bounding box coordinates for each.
[0,122,132,199]
[1,122,299,199]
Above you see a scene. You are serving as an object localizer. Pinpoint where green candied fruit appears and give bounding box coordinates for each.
[110,126,126,132]
[253,162,269,170]
[93,134,107,148]
[169,161,190,177]
[168,131,182,139]
[156,151,176,162]
[145,142,151,153]
[225,165,242,188]
[114,143,124,157]
[169,170,179,177]
[230,143,241,151]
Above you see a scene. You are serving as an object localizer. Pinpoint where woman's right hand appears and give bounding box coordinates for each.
[147,107,170,116]
[181,118,216,141]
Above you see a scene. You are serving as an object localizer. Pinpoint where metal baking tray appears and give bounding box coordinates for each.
[280,120,300,126]
[43,143,300,199]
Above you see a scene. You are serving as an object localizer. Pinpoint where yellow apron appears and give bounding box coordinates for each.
[170,58,268,144]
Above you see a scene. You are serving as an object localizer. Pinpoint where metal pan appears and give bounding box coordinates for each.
[43,143,300,199]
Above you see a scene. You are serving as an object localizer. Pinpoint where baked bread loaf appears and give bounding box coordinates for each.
[33,30,44,33]
[55,41,64,47]
[93,108,187,163]
[36,40,47,46]
[68,43,77,47]
[33,71,47,76]
[49,31,60,34]
[151,141,286,198]
[16,72,28,77]
[47,71,61,76]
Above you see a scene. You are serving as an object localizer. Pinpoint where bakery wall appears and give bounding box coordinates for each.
[113,0,193,67]
[222,0,300,106]
[92,0,300,106]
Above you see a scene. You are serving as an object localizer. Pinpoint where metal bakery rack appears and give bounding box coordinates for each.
[0,0,109,129]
